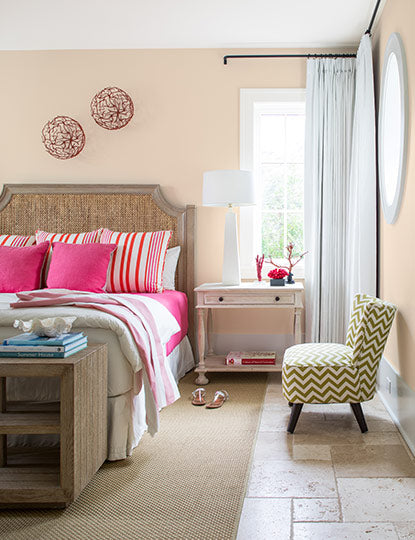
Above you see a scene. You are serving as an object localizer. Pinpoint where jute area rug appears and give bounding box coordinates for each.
[0,372,267,540]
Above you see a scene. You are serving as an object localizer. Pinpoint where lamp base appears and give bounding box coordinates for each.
[222,207,241,286]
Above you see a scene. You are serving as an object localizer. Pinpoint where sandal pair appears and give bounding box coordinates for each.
[191,388,229,409]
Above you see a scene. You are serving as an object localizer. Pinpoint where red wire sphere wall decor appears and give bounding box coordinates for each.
[41,116,86,160]
[90,87,134,130]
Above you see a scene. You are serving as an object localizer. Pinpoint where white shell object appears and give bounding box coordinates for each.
[13,316,77,337]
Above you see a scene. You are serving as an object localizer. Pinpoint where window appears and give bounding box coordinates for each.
[240,89,306,278]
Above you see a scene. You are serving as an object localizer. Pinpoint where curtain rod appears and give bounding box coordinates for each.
[223,0,382,65]
[223,53,356,65]
[365,0,382,35]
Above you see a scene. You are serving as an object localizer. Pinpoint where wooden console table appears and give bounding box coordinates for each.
[194,282,304,384]
[0,344,107,508]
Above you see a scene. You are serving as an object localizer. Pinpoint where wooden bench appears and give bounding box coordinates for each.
[0,344,107,508]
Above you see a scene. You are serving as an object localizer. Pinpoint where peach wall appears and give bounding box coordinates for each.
[373,0,415,389]
[0,47,346,335]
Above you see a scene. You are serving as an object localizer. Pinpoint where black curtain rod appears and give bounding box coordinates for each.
[223,53,356,65]
[224,0,382,65]
[365,0,382,35]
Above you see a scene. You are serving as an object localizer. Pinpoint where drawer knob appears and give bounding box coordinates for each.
[275,296,280,302]
[218,296,224,302]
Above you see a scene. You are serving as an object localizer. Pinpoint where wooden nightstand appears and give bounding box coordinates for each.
[0,344,107,508]
[194,282,304,384]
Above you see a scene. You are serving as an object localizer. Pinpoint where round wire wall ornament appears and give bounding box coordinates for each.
[41,116,86,160]
[90,86,134,130]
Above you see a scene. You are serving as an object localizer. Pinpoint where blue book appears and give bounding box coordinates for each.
[0,336,87,354]
[0,342,87,358]
[3,332,84,347]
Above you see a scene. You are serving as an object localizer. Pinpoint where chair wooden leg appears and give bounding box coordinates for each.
[287,403,303,433]
[288,402,293,407]
[350,403,368,433]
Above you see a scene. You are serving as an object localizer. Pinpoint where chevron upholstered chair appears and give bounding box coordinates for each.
[282,294,397,434]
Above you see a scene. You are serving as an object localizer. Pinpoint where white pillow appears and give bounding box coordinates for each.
[163,246,181,290]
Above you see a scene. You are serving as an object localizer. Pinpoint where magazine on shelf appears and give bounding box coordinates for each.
[226,351,276,366]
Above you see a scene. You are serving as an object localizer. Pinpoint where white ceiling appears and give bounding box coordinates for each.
[0,0,383,51]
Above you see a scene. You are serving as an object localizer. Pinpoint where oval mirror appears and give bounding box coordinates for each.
[378,32,408,224]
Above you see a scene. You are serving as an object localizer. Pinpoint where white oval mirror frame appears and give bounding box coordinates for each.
[378,32,408,224]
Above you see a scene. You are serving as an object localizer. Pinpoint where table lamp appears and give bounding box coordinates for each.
[203,170,255,285]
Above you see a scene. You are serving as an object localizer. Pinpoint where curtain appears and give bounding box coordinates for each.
[304,58,356,343]
[345,35,377,319]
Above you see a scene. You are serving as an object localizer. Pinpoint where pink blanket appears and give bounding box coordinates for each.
[138,291,188,355]
[11,291,180,433]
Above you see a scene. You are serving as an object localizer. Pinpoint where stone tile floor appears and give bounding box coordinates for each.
[237,373,415,540]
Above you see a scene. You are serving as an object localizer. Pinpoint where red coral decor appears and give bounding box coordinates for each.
[41,116,86,160]
[90,87,134,130]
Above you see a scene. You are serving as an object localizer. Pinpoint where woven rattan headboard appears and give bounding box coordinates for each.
[0,184,196,348]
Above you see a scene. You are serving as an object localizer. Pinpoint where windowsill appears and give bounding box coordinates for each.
[242,263,305,282]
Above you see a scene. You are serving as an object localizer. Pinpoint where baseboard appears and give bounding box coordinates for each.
[377,356,415,456]
[211,333,301,359]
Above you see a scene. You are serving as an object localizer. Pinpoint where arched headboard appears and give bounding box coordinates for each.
[0,183,196,348]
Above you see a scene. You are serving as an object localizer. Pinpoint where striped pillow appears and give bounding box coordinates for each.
[0,234,35,247]
[36,229,102,285]
[100,228,172,293]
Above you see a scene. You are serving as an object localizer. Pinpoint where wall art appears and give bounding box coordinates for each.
[90,86,134,130]
[41,116,86,160]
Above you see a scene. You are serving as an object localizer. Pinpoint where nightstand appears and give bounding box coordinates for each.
[194,282,304,384]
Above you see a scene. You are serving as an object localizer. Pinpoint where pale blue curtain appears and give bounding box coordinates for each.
[304,58,356,343]
[345,34,377,319]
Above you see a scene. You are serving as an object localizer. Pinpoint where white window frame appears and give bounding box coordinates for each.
[240,88,306,280]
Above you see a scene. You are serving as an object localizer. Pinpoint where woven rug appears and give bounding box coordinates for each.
[0,372,267,540]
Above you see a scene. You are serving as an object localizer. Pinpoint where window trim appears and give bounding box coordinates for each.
[240,88,306,280]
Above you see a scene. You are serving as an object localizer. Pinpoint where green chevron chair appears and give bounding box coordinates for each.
[282,294,397,434]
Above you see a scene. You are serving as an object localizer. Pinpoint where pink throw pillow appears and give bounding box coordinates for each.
[0,242,49,293]
[46,242,117,293]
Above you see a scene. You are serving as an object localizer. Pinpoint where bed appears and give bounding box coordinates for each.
[0,184,196,460]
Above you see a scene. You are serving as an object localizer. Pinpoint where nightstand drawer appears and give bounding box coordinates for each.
[203,293,295,306]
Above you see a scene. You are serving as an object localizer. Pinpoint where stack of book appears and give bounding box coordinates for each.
[0,332,87,358]
[226,351,276,366]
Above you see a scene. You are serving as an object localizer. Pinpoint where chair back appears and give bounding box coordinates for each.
[346,293,397,400]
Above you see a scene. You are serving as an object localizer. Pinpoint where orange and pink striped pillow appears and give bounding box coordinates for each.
[100,228,172,293]
[35,229,102,285]
[0,234,35,247]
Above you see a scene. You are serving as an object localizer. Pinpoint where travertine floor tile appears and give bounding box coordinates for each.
[394,521,415,539]
[293,522,398,539]
[236,498,291,540]
[293,498,340,522]
[338,478,415,521]
[293,444,331,461]
[253,431,293,461]
[332,445,415,478]
[293,429,366,446]
[360,432,402,446]
[248,460,337,498]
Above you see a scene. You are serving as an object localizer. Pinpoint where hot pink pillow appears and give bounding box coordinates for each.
[0,242,49,293]
[46,242,117,293]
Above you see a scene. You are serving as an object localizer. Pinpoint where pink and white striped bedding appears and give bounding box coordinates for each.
[11,290,182,435]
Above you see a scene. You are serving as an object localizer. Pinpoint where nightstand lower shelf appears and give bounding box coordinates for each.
[195,355,282,383]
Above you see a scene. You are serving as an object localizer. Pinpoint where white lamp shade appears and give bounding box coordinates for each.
[203,170,255,207]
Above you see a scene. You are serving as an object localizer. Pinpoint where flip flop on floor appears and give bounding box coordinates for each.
[206,390,229,409]
[191,387,206,406]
